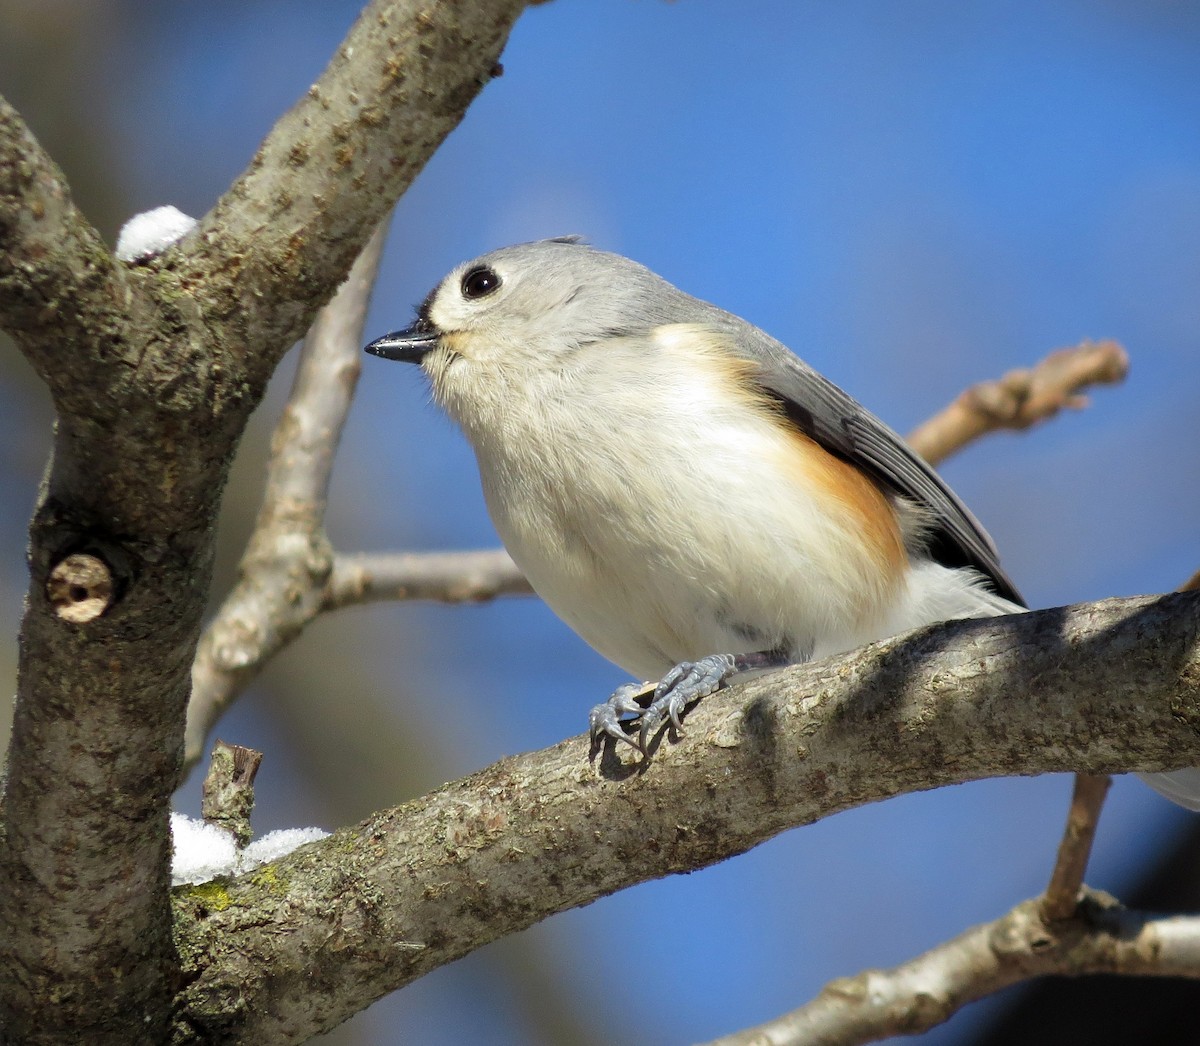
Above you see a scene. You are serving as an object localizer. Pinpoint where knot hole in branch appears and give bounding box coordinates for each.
[46,552,116,623]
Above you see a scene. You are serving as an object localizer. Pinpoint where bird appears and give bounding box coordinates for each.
[366,237,1199,807]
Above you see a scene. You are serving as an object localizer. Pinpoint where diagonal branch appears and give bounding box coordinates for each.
[183,219,534,770]
[167,0,532,390]
[1040,773,1111,922]
[0,93,148,412]
[703,895,1200,1046]
[171,592,1200,1041]
[186,221,391,767]
[712,775,1117,1046]
[906,340,1129,466]
[266,220,392,516]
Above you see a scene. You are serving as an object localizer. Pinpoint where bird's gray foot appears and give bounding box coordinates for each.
[589,681,654,754]
[635,653,738,749]
[588,649,792,758]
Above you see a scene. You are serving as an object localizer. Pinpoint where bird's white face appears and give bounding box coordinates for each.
[411,241,661,412]
[366,239,698,436]
[422,255,555,368]
[442,239,638,345]
[416,255,572,424]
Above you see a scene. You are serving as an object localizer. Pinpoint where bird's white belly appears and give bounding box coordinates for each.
[473,379,902,678]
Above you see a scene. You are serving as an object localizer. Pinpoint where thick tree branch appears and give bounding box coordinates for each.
[0,93,138,408]
[171,593,1200,1041]
[0,93,232,1033]
[906,340,1129,466]
[166,0,530,390]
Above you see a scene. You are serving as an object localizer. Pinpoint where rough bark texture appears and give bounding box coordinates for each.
[164,0,519,391]
[170,593,1200,1042]
[0,2,528,1041]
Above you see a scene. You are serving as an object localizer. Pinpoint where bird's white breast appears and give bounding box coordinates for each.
[435,325,909,678]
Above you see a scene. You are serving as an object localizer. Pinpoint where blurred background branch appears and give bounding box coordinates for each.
[709,895,1200,1046]
[710,774,1122,1046]
[185,220,391,770]
[906,341,1130,467]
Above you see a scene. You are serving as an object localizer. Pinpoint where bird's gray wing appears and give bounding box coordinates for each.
[718,319,1024,606]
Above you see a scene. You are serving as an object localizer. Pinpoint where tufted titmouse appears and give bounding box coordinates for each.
[367,238,1199,807]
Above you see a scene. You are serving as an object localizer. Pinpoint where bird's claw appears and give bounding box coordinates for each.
[588,654,738,758]
[588,681,654,756]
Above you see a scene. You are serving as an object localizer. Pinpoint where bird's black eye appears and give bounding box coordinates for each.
[460,266,501,300]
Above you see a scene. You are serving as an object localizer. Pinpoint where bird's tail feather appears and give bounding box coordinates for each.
[1136,770,1200,811]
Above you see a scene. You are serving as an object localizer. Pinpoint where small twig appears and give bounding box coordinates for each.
[185,220,391,768]
[201,741,263,847]
[325,549,532,607]
[906,340,1129,466]
[1040,773,1112,922]
[703,893,1200,1046]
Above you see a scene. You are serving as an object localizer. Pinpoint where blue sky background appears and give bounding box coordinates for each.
[3,2,1200,1043]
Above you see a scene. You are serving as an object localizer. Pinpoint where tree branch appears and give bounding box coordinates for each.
[185,221,390,768]
[704,894,1200,1046]
[712,773,1119,1046]
[201,741,264,848]
[272,220,392,513]
[324,548,531,608]
[906,340,1129,466]
[0,93,136,407]
[1,9,1136,1037]
[171,593,1200,1041]
[183,221,532,769]
[1040,773,1111,922]
[166,0,530,390]
[0,94,226,1042]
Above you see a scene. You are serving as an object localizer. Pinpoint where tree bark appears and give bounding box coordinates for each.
[0,1,529,1040]
[171,592,1200,1042]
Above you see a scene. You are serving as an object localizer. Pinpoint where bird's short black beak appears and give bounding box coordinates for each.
[364,317,440,363]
